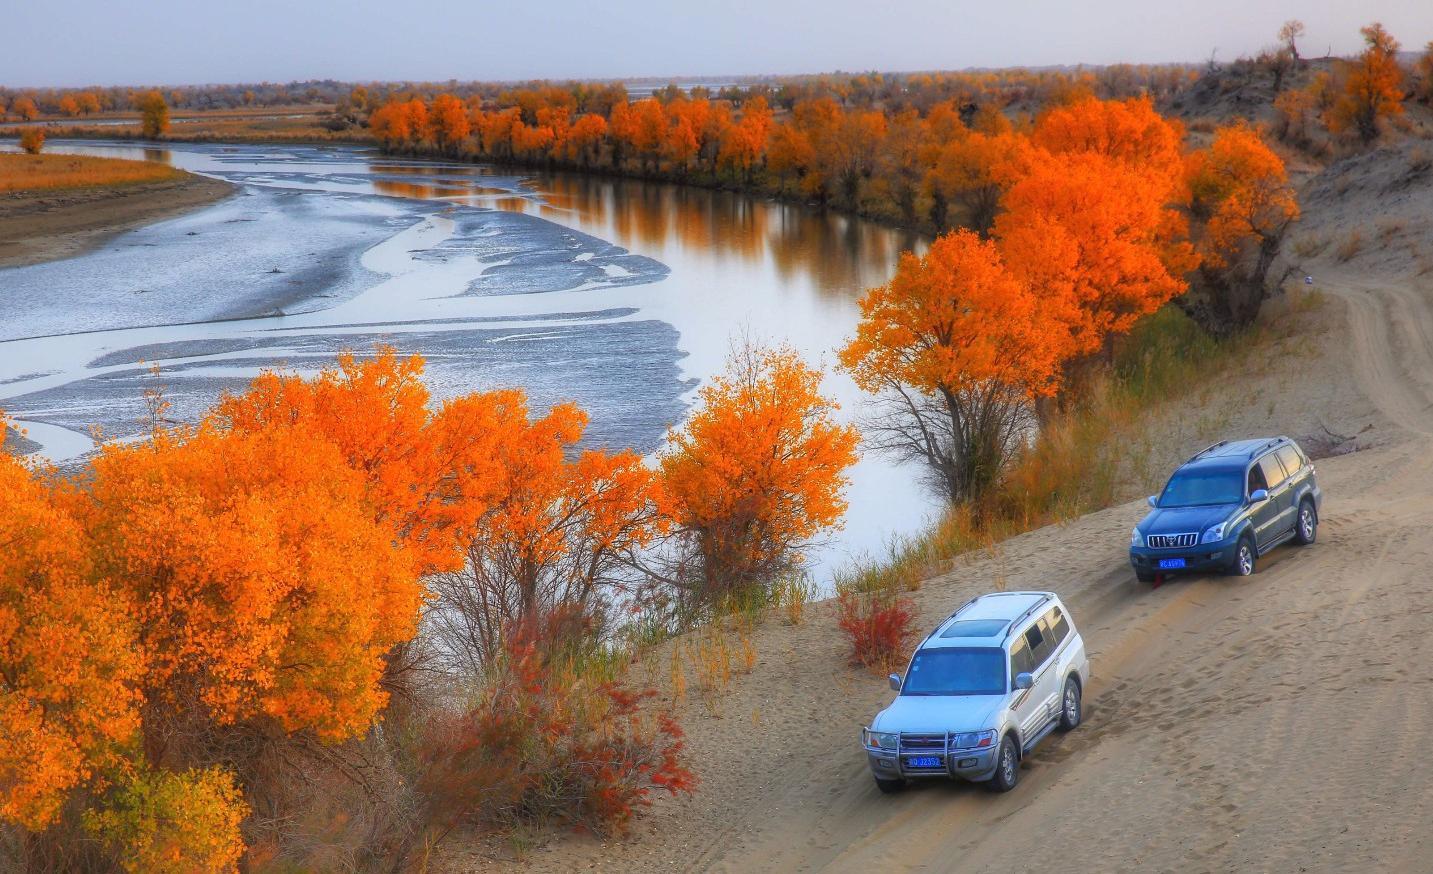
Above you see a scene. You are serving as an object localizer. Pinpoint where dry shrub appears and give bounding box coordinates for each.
[412,632,695,848]
[668,646,688,705]
[18,128,44,154]
[1292,234,1329,259]
[688,629,734,701]
[1336,229,1364,262]
[773,574,816,625]
[1377,218,1406,240]
[836,588,915,672]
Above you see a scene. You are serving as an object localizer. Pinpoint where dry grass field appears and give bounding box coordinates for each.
[0,152,181,193]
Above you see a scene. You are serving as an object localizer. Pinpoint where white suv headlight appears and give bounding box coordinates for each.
[863,729,898,750]
[1130,527,1145,547]
[952,729,997,749]
[1201,521,1228,544]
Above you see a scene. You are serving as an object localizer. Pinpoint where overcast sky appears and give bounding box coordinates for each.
[5,0,1433,88]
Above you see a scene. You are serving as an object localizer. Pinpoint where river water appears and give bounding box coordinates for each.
[0,140,939,583]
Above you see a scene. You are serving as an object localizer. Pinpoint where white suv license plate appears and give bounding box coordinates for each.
[905,756,942,768]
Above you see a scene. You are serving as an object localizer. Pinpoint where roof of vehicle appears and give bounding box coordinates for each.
[1179,437,1294,472]
[923,591,1056,648]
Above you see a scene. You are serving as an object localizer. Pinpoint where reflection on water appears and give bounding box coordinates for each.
[1,139,940,582]
[503,171,924,302]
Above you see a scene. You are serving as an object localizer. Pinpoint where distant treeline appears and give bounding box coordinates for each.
[355,66,1202,235]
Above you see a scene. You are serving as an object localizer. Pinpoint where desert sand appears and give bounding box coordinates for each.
[440,145,1433,872]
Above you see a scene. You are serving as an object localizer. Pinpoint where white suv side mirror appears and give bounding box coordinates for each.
[1014,672,1034,691]
[888,673,902,692]
[1249,488,1270,503]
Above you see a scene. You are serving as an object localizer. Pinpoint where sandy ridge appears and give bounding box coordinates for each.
[0,172,233,269]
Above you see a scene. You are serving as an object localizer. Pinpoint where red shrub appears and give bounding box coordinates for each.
[416,631,695,841]
[837,590,915,670]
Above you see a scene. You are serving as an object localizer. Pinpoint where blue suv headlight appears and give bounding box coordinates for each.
[1201,521,1228,544]
[952,729,996,749]
[1130,527,1145,548]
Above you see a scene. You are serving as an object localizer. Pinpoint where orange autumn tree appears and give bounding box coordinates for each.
[429,402,661,672]
[137,90,169,139]
[995,149,1194,363]
[0,453,140,832]
[659,343,858,602]
[840,230,1063,503]
[717,96,771,183]
[427,93,472,153]
[369,98,429,151]
[1030,96,1187,191]
[10,96,38,122]
[1329,22,1405,143]
[81,424,424,747]
[210,349,527,576]
[1183,123,1300,330]
[924,130,1020,236]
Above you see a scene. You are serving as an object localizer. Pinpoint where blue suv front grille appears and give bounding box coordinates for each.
[1147,532,1197,549]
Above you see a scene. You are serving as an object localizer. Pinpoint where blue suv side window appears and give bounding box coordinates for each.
[1275,446,1302,478]
[1247,463,1269,496]
[1258,455,1287,490]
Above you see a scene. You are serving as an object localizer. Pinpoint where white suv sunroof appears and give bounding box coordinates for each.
[938,619,1010,638]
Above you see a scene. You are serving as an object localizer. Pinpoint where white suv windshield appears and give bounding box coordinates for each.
[902,648,1006,696]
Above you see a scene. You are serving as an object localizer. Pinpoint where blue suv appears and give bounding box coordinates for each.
[1130,437,1321,582]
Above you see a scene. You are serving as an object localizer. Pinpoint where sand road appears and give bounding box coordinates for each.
[459,274,1433,874]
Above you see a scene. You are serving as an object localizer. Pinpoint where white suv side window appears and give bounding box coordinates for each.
[1024,623,1054,669]
[1009,635,1033,685]
[1046,607,1071,646]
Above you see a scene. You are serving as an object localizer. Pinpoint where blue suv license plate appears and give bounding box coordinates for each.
[904,756,942,769]
[1158,558,1187,570]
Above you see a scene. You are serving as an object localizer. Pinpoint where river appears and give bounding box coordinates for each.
[0,140,939,583]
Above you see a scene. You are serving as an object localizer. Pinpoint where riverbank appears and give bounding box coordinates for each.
[0,170,233,268]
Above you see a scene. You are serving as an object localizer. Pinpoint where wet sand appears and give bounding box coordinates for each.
[0,173,233,269]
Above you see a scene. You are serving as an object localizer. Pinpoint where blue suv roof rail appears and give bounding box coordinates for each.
[1187,440,1229,463]
[1250,437,1286,458]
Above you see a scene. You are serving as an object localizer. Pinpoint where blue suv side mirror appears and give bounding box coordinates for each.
[1249,488,1270,503]
[1147,495,1158,508]
[1014,672,1034,690]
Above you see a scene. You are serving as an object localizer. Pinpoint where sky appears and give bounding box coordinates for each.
[5,0,1433,87]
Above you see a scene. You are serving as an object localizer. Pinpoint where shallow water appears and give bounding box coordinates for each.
[0,140,940,583]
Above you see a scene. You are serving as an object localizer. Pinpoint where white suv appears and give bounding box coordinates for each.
[862,591,1090,793]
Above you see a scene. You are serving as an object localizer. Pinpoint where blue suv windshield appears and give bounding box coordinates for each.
[902,647,1006,696]
[1159,470,1244,507]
